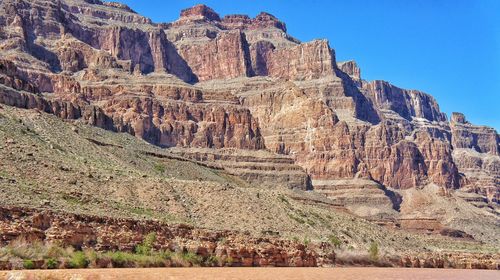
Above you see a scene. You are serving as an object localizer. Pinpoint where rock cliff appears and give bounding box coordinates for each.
[0,0,498,254]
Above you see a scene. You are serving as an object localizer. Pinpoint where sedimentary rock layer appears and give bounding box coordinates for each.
[0,0,498,242]
[0,207,319,267]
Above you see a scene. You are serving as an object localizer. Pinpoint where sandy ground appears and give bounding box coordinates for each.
[1,268,499,280]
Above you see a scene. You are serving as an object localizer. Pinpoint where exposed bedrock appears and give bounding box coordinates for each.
[0,207,320,267]
[0,0,498,237]
[168,148,312,190]
[450,112,499,155]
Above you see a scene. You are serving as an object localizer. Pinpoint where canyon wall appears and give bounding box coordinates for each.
[0,0,498,239]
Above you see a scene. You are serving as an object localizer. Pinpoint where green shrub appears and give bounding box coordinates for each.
[171,251,203,267]
[303,237,311,246]
[45,258,58,269]
[182,252,202,265]
[154,163,166,173]
[84,249,98,266]
[23,259,35,269]
[225,256,234,266]
[7,239,46,260]
[69,251,89,268]
[135,232,157,255]
[109,251,129,267]
[47,244,70,259]
[278,195,290,205]
[328,235,342,248]
[158,250,173,260]
[135,244,148,255]
[369,242,379,261]
[205,255,220,266]
[288,214,305,224]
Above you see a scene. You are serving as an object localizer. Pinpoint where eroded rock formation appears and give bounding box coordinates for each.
[0,207,320,267]
[0,0,498,245]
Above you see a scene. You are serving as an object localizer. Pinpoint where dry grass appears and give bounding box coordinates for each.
[0,237,224,270]
[335,249,393,267]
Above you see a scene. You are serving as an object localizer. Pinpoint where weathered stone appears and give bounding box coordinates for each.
[0,0,498,248]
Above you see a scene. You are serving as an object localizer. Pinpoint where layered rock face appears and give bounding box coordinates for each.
[450,113,500,204]
[0,207,319,267]
[1,207,498,269]
[168,148,311,190]
[450,112,499,155]
[0,0,498,240]
[338,60,361,85]
[453,148,500,204]
[362,80,447,122]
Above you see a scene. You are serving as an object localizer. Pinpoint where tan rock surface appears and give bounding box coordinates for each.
[0,0,498,261]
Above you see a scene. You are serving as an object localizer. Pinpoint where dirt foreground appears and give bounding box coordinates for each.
[1,268,499,280]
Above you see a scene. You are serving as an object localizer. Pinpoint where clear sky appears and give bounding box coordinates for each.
[117,0,500,130]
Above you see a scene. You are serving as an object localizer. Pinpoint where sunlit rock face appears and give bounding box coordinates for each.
[0,0,498,234]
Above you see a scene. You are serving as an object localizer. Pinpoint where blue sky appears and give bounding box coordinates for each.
[117,0,499,130]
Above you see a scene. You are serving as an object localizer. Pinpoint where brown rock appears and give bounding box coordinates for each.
[450,112,499,155]
[0,0,497,244]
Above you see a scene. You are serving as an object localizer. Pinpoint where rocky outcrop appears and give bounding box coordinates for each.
[313,178,400,220]
[362,80,447,122]
[0,87,113,129]
[221,12,287,32]
[338,60,361,83]
[450,112,499,155]
[100,95,264,149]
[175,5,288,36]
[0,207,320,267]
[68,0,151,24]
[0,59,39,94]
[179,4,221,23]
[266,40,336,80]
[1,206,497,269]
[176,30,251,81]
[399,253,499,269]
[169,148,311,190]
[453,148,500,204]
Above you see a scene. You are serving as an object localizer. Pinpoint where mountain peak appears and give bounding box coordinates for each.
[180,4,221,22]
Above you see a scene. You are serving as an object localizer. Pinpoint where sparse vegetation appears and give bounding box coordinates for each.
[328,235,342,248]
[288,213,306,224]
[45,258,58,269]
[179,251,202,266]
[224,256,234,266]
[369,242,379,261]
[22,259,35,269]
[0,106,497,272]
[278,195,290,205]
[69,251,89,268]
[335,249,392,267]
[135,232,157,255]
[303,237,311,246]
[0,236,235,270]
[205,255,220,266]
[154,163,166,173]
